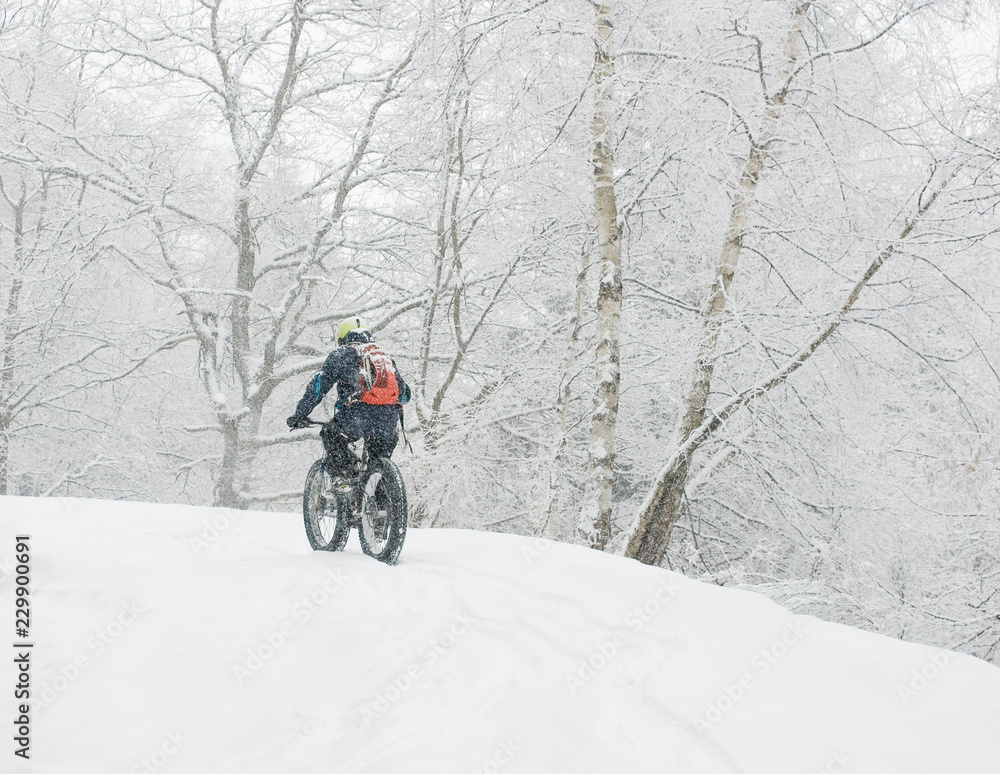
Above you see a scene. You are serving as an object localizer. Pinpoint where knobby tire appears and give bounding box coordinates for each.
[357,457,407,565]
[302,458,350,552]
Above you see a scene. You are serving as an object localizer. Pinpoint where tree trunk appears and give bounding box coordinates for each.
[624,2,811,565]
[213,179,259,508]
[540,244,589,537]
[578,0,623,550]
[209,1,305,508]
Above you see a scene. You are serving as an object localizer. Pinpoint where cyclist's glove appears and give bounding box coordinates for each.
[286,415,311,430]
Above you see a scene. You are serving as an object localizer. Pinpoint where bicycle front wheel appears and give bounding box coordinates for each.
[357,457,407,565]
[303,459,350,552]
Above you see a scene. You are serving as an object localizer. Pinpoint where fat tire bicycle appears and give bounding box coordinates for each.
[300,418,408,565]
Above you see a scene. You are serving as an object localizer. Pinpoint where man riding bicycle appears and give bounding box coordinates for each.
[286,317,410,479]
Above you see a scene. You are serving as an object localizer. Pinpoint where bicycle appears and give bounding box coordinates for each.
[300,418,408,565]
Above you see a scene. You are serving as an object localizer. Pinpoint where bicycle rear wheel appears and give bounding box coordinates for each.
[303,459,350,552]
[357,457,407,565]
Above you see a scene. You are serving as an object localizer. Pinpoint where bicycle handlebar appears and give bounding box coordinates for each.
[289,416,328,431]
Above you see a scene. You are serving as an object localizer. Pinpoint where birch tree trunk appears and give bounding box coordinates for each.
[578,0,623,550]
[624,2,811,564]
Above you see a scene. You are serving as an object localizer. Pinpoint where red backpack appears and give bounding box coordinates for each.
[349,342,400,405]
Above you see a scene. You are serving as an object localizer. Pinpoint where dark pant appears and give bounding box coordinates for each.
[321,404,399,476]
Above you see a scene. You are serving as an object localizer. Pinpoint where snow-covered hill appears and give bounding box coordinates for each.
[1,495,999,773]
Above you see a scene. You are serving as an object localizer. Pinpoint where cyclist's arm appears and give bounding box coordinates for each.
[293,350,344,417]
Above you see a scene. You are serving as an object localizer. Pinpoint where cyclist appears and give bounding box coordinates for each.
[287,317,410,479]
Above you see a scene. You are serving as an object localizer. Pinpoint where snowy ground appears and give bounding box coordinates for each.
[1,496,999,773]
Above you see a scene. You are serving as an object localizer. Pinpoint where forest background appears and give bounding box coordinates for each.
[2,0,998,665]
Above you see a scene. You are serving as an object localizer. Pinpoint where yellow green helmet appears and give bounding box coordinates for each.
[336,316,368,344]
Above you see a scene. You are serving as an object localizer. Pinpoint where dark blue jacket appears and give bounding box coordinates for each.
[293,330,410,440]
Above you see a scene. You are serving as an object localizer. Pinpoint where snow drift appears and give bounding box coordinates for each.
[1,495,999,773]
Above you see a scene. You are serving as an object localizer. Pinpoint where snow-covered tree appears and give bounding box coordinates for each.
[55,0,429,507]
